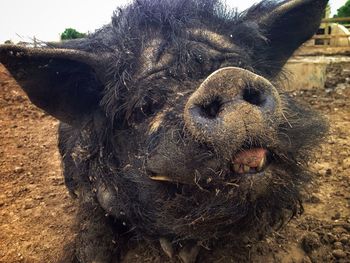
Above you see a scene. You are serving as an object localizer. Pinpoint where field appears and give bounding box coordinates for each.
[0,61,349,262]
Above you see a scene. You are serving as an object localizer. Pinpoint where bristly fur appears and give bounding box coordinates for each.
[58,0,328,247]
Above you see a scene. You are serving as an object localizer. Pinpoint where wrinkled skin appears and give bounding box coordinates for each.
[0,0,328,262]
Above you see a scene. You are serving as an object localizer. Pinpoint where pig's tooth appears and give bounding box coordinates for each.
[150,175,174,182]
[233,164,240,173]
[243,165,250,173]
[257,157,266,171]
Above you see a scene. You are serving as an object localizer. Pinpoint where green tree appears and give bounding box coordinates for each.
[60,28,87,40]
[335,0,350,17]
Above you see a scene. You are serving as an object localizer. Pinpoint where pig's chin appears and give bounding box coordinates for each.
[141,164,302,243]
[139,147,306,242]
[137,135,309,242]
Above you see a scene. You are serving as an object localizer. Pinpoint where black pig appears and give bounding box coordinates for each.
[0,0,328,262]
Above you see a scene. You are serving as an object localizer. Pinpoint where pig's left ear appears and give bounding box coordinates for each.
[252,0,327,75]
[0,45,107,125]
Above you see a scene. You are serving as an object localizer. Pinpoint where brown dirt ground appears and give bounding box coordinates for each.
[0,60,349,262]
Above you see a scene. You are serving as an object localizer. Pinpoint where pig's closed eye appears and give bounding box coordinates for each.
[130,94,166,123]
[189,53,248,80]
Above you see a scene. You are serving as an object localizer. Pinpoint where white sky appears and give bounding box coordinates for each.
[0,0,346,43]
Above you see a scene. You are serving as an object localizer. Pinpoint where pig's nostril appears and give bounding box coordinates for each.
[198,97,222,119]
[242,87,266,107]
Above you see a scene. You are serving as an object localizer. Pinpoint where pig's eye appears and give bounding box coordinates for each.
[187,51,248,80]
[181,55,220,80]
[129,92,166,123]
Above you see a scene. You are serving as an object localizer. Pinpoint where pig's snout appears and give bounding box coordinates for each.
[184,67,282,151]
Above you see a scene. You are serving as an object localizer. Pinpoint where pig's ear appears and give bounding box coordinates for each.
[0,45,106,125]
[252,0,327,75]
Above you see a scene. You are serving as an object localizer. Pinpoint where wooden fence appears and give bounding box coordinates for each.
[309,17,350,47]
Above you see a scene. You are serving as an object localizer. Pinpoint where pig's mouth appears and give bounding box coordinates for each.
[149,148,271,184]
[230,148,269,176]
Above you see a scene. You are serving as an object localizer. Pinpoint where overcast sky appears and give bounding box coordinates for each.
[0,0,346,43]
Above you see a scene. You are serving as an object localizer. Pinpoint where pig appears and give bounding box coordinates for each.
[0,0,328,262]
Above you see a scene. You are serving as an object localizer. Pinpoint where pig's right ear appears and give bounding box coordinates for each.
[244,0,327,76]
[0,45,107,125]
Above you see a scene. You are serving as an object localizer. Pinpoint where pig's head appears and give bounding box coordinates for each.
[0,0,328,245]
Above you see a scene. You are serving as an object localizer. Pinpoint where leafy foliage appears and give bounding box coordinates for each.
[60,28,87,40]
[335,0,350,17]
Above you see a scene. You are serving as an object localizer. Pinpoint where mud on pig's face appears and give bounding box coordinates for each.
[0,0,328,242]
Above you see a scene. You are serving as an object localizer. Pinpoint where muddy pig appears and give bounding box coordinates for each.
[0,0,328,262]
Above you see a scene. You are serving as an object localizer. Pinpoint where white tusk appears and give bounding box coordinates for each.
[150,175,174,182]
